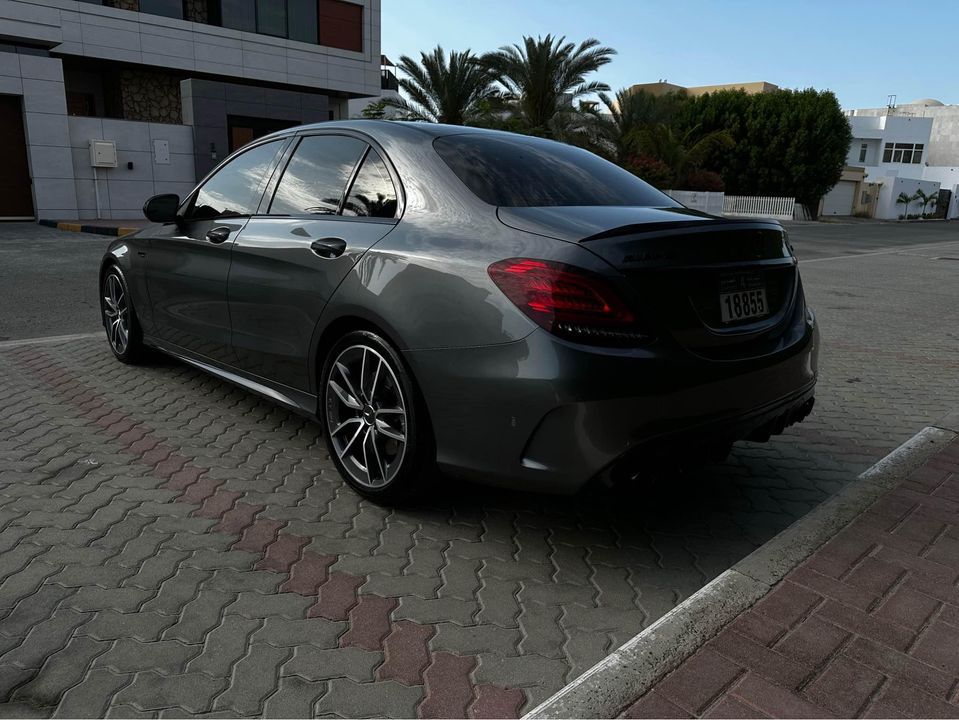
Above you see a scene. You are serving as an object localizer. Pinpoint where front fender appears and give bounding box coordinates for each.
[100,233,152,332]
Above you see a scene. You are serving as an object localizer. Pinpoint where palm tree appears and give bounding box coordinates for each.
[596,88,688,163]
[896,191,919,218]
[634,123,733,189]
[381,46,497,125]
[915,188,939,217]
[481,35,615,138]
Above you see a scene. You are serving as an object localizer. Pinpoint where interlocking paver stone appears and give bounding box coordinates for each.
[11,636,109,709]
[113,671,228,714]
[213,642,290,715]
[2,225,959,717]
[282,645,381,683]
[185,615,259,677]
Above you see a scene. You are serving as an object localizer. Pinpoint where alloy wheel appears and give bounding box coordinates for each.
[103,273,130,355]
[325,344,408,489]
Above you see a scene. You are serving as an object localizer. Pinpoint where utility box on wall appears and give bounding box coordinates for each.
[153,139,170,165]
[89,139,117,168]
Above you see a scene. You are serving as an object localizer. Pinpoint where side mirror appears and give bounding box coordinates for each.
[143,193,180,223]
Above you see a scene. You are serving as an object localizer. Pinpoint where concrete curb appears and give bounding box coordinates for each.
[37,219,139,237]
[524,425,958,719]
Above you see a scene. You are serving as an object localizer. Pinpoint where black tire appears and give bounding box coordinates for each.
[320,329,434,503]
[101,264,148,364]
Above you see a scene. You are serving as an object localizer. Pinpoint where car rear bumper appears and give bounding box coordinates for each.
[405,313,819,494]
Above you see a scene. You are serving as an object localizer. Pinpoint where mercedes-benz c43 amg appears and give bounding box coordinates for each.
[100,121,818,501]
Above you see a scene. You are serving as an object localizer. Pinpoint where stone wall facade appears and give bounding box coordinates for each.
[106,0,139,10]
[120,69,182,124]
[184,0,209,23]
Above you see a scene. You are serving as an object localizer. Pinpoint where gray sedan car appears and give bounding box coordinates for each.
[100,120,818,501]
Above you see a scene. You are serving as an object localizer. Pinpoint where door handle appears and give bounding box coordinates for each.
[205,226,232,244]
[310,237,347,258]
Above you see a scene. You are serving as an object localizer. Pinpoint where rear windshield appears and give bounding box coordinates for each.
[433,134,677,208]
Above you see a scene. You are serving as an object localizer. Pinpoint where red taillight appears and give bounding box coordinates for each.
[488,258,647,343]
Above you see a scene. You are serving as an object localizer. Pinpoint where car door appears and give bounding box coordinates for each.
[227,133,401,391]
[145,138,287,364]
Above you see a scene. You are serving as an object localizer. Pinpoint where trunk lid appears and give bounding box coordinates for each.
[498,206,800,359]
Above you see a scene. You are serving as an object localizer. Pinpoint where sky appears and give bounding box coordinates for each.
[381,0,957,110]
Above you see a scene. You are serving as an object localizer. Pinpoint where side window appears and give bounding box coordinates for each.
[187,140,284,220]
[269,135,367,215]
[342,149,398,219]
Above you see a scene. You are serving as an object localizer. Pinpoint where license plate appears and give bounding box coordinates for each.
[719,288,768,322]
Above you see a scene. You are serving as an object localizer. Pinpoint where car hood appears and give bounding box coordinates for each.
[496,205,731,243]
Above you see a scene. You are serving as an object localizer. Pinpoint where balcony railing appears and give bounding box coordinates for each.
[381,70,399,92]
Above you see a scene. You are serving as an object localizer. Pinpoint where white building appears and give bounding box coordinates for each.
[822,107,959,219]
[851,98,959,167]
[0,0,381,221]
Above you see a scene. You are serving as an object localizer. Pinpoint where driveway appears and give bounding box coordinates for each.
[0,224,109,341]
[0,222,957,716]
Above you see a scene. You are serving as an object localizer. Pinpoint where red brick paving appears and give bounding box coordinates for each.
[279,551,335,596]
[379,620,436,685]
[257,532,309,573]
[468,684,528,719]
[340,594,399,651]
[233,517,284,554]
[621,436,959,718]
[419,651,477,719]
[309,571,364,620]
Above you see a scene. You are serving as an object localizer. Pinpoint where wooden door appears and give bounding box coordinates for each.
[0,95,34,218]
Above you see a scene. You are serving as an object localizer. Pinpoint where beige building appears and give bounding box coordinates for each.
[628,80,779,98]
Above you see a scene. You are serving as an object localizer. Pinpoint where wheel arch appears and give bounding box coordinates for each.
[310,309,408,398]
[310,311,435,454]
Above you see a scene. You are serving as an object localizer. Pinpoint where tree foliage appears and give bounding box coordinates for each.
[381,46,497,125]
[360,99,388,120]
[379,37,852,216]
[676,88,851,214]
[633,123,733,190]
[596,88,690,162]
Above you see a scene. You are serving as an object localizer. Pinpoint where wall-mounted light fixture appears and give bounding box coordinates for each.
[210,142,218,161]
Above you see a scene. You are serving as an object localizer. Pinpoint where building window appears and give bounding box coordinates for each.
[218,0,256,31]
[204,1,362,50]
[139,0,185,18]
[319,0,363,52]
[288,0,318,43]
[227,115,300,152]
[66,92,97,117]
[255,0,286,36]
[882,142,923,164]
[858,143,867,163]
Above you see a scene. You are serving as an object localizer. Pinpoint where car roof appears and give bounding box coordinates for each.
[260,119,532,144]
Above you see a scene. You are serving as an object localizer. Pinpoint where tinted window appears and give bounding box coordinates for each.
[220,0,255,31]
[270,135,366,215]
[256,0,286,36]
[434,134,677,208]
[288,0,318,43]
[342,150,398,218]
[139,0,183,19]
[188,140,284,220]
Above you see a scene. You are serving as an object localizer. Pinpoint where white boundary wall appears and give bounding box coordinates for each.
[666,190,724,215]
[723,195,796,221]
